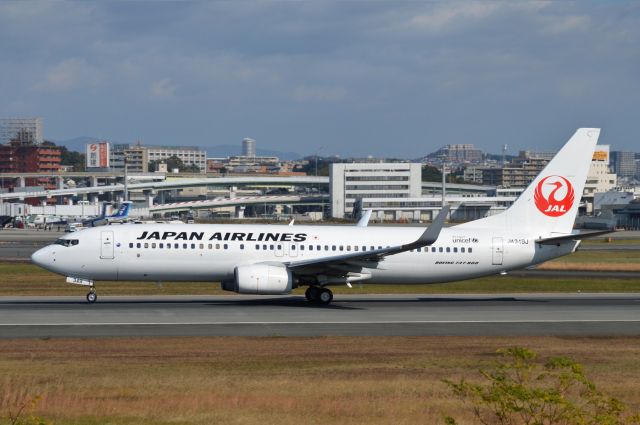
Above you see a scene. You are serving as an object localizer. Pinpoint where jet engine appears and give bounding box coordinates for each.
[222,263,294,295]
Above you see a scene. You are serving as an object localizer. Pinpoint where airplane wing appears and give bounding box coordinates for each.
[287,206,449,274]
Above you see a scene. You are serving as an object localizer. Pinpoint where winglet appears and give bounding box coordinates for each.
[356,210,373,227]
[405,205,449,249]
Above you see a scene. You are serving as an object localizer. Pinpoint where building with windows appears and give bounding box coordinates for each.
[611,151,636,179]
[583,145,617,213]
[0,118,43,145]
[145,145,206,173]
[110,144,149,173]
[330,162,422,219]
[0,140,61,190]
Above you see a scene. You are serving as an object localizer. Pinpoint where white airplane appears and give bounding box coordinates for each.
[32,128,608,304]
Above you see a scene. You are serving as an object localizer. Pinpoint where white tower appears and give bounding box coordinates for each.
[242,138,256,158]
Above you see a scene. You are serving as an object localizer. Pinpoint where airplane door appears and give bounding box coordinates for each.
[101,231,114,259]
[288,243,298,257]
[275,243,284,257]
[492,237,503,265]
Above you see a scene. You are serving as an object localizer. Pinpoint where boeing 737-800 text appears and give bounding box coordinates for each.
[31,129,606,304]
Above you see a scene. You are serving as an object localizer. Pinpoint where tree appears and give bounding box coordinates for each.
[422,165,442,182]
[443,347,640,425]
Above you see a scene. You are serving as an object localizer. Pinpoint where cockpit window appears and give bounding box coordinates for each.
[54,239,79,247]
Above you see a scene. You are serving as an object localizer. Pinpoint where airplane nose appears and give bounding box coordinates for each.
[31,247,48,267]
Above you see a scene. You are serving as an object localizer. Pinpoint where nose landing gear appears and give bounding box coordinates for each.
[305,286,333,305]
[86,288,97,303]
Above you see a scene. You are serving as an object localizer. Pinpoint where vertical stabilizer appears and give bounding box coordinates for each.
[459,128,600,237]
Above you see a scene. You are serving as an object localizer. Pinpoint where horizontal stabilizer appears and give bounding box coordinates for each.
[536,230,615,245]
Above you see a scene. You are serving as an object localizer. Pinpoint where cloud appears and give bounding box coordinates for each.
[149,78,177,99]
[31,58,103,92]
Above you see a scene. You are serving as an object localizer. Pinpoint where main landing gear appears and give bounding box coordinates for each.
[305,286,333,305]
[86,288,97,304]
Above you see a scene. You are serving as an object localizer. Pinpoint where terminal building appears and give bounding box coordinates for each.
[330,162,422,219]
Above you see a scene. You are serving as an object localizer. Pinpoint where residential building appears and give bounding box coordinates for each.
[110,144,149,173]
[0,140,61,190]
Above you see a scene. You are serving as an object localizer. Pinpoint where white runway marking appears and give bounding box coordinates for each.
[2,319,640,326]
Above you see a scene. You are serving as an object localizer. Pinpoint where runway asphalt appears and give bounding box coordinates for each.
[0,293,638,338]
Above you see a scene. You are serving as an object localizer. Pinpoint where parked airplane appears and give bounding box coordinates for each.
[83,201,132,227]
[32,129,608,304]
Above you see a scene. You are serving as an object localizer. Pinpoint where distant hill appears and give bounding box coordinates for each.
[53,138,301,160]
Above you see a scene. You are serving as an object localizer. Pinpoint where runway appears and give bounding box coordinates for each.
[0,294,638,338]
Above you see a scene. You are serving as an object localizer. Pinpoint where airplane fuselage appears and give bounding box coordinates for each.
[34,223,577,285]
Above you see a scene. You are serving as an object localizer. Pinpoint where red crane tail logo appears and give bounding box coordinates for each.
[533,175,575,217]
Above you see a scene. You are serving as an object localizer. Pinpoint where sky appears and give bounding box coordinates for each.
[0,1,638,158]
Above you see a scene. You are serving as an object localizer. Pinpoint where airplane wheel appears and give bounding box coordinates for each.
[86,291,97,303]
[305,286,320,302]
[318,288,333,305]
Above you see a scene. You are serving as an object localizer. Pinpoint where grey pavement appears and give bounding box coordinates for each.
[0,294,638,338]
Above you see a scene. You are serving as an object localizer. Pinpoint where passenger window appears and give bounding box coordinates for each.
[347,246,351,251]
[270,244,274,250]
[159,243,164,249]
[263,244,267,250]
[144,243,149,248]
[191,244,196,249]
[431,247,436,253]
[354,246,359,251]
[291,245,296,250]
[151,243,156,249]
[453,247,458,253]
[174,243,179,249]
[136,243,141,248]
[223,244,228,249]
[216,244,220,249]
[300,245,304,251]
[370,246,375,251]
[129,243,133,248]
[208,244,212,249]
[468,247,473,253]
[255,244,260,250]
[167,244,171,249]
[183,243,187,249]
[417,248,421,252]
[339,246,343,251]
[309,245,313,251]
[199,243,204,249]
[317,245,321,251]
[324,245,329,251]
[461,247,465,253]
[439,247,443,253]
[332,246,336,251]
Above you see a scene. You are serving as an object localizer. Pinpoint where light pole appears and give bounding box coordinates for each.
[314,146,324,177]
[440,155,447,208]
[123,156,128,202]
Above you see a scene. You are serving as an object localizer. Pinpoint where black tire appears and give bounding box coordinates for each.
[86,292,97,303]
[305,286,320,302]
[318,288,333,305]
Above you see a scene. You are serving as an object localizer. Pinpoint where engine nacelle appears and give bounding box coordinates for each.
[223,263,294,295]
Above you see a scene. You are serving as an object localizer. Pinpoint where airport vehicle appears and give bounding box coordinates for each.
[83,201,132,227]
[31,129,607,304]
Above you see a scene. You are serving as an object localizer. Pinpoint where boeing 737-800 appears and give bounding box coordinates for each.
[31,128,606,304]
